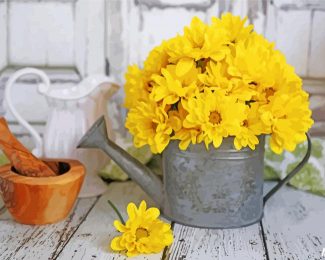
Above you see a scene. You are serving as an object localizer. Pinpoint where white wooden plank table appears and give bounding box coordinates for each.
[0,181,324,260]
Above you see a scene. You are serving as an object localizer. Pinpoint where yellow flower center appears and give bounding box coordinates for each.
[265,87,275,99]
[151,122,158,131]
[243,119,248,127]
[209,111,222,125]
[136,228,149,240]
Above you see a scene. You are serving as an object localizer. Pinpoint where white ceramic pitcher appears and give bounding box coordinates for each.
[4,68,120,197]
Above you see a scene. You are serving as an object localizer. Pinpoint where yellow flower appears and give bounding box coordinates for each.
[183,90,246,149]
[212,13,253,44]
[234,103,267,150]
[124,65,150,109]
[260,92,314,154]
[200,25,229,62]
[198,60,256,101]
[144,42,169,75]
[227,33,272,86]
[166,16,229,77]
[151,65,198,107]
[123,13,314,154]
[110,201,173,257]
[166,16,207,63]
[184,16,207,48]
[167,102,203,150]
[125,100,172,153]
[255,51,302,104]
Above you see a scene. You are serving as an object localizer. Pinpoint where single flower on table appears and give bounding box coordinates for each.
[110,201,173,257]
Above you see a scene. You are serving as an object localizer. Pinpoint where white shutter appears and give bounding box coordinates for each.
[0,0,324,137]
[0,0,106,138]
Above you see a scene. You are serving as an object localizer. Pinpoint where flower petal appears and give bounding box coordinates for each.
[110,236,124,251]
[145,207,160,220]
[176,58,194,77]
[113,220,127,232]
[127,202,138,219]
[139,200,147,214]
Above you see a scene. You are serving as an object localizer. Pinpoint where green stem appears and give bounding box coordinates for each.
[107,200,125,225]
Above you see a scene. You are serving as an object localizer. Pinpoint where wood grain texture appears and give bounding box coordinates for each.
[262,182,325,260]
[0,118,55,177]
[166,223,266,260]
[1,181,325,259]
[0,196,98,260]
[0,159,85,225]
[56,181,163,260]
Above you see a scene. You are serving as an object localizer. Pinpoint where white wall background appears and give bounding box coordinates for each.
[0,0,324,139]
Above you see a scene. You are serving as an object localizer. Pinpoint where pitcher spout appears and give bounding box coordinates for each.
[77,116,164,207]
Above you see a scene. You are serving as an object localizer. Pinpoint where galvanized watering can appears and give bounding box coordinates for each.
[77,116,312,229]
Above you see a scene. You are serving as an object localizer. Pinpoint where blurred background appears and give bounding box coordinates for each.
[0,0,324,144]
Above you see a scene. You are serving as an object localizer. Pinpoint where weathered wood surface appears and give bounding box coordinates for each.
[166,223,266,260]
[0,181,324,259]
[57,181,163,260]
[0,197,98,260]
[262,182,325,260]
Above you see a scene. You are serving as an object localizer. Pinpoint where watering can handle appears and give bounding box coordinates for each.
[263,133,312,204]
[4,68,50,157]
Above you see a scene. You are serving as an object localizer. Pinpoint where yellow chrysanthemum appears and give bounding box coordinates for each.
[144,42,169,76]
[124,13,313,154]
[125,100,172,153]
[166,16,207,64]
[212,12,254,44]
[227,34,273,86]
[167,102,203,150]
[255,51,302,104]
[200,25,230,62]
[260,92,314,154]
[234,103,267,150]
[110,201,173,257]
[124,65,150,109]
[183,89,246,149]
[198,60,256,101]
[166,16,229,77]
[151,65,198,107]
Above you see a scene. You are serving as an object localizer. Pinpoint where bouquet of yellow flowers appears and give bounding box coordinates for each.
[124,13,314,154]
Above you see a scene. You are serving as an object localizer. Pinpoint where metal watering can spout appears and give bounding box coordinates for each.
[77,116,164,206]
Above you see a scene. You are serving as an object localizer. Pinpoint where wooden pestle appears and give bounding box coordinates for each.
[0,118,57,177]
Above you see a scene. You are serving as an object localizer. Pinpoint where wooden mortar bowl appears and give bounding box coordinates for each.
[0,159,85,225]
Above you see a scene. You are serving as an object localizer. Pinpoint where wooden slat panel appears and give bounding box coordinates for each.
[8,1,74,66]
[56,182,163,260]
[273,0,325,10]
[138,0,212,7]
[75,0,106,77]
[0,1,7,71]
[262,182,325,259]
[105,0,128,82]
[0,197,98,260]
[166,223,266,260]
[308,10,325,78]
[274,9,312,76]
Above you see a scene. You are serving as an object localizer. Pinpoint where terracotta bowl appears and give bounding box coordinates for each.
[0,159,85,225]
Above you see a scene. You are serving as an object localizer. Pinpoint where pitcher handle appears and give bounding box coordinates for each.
[4,68,50,157]
[263,133,312,204]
